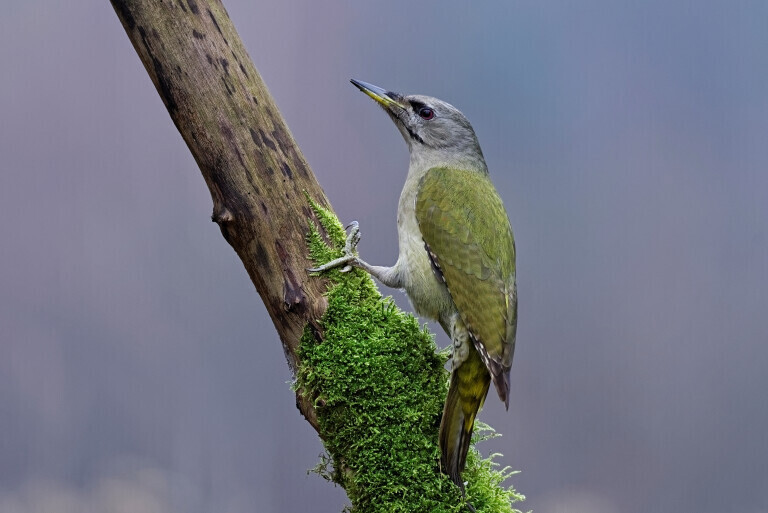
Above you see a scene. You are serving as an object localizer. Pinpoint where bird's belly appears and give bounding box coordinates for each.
[397,221,454,322]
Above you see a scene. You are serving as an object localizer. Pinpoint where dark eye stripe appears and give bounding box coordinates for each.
[409,99,427,111]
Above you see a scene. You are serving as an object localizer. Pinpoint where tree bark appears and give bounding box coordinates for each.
[109,0,329,431]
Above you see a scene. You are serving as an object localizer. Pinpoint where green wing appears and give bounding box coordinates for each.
[416,167,516,400]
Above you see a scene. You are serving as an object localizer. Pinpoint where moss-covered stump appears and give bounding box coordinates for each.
[298,200,525,513]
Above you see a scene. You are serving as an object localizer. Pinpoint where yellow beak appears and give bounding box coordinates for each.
[350,79,406,110]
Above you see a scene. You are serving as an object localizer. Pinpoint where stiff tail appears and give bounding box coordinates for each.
[439,349,492,491]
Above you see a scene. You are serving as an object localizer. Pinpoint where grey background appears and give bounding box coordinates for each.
[2,1,767,512]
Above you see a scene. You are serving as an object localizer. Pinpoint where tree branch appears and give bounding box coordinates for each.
[110,0,327,430]
[109,2,524,511]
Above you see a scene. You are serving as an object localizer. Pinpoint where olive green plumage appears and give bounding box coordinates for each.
[439,342,492,488]
[310,80,518,497]
[417,166,516,488]
[416,166,516,402]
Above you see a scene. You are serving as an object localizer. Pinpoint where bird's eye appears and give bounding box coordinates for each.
[418,107,435,120]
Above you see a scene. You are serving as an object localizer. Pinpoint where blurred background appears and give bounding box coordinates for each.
[2,1,767,512]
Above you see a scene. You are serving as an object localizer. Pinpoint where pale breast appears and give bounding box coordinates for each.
[395,180,455,321]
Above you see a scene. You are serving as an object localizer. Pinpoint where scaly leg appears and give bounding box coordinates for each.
[440,311,471,372]
[438,311,472,373]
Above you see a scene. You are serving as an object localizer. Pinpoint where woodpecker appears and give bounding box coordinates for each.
[312,79,517,492]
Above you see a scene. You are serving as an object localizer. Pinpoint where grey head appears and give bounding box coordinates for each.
[351,79,487,171]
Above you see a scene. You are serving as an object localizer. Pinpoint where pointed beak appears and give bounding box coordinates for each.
[350,79,406,110]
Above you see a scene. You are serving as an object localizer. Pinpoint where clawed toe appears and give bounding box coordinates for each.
[344,221,361,253]
[308,221,363,274]
[307,254,356,273]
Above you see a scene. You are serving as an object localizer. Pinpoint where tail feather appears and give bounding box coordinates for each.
[439,349,491,491]
[491,365,511,410]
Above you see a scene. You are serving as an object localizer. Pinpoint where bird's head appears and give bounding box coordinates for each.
[351,79,486,171]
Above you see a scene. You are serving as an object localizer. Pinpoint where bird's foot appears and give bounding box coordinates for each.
[343,221,361,255]
[449,314,470,371]
[308,221,362,273]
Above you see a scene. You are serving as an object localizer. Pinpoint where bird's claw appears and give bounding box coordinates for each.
[344,221,361,254]
[307,221,362,273]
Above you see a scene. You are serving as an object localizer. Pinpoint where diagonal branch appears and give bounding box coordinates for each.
[109,2,524,512]
[110,0,328,430]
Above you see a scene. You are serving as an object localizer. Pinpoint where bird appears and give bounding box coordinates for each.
[310,79,517,493]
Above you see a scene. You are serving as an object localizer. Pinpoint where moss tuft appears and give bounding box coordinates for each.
[299,198,525,513]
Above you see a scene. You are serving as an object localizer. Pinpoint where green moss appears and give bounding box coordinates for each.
[298,198,525,513]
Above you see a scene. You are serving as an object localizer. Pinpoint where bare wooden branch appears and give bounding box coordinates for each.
[109,0,330,431]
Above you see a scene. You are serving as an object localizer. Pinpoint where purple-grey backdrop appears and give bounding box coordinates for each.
[2,1,767,512]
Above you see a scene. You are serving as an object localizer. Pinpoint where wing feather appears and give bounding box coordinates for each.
[416,167,516,399]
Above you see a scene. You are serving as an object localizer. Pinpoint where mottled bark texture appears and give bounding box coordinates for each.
[110,0,330,431]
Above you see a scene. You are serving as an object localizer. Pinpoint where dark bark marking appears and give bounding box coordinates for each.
[268,130,308,178]
[295,161,310,178]
[270,129,289,150]
[207,9,227,45]
[280,161,293,179]
[206,53,213,65]
[254,241,272,274]
[112,0,136,30]
[283,271,307,314]
[267,110,283,138]
[137,26,178,114]
[259,129,277,151]
[186,0,200,15]
[219,58,230,75]
[260,202,269,215]
[249,127,262,147]
[221,76,234,96]
[192,29,205,39]
[239,62,248,77]
[220,121,245,169]
[241,164,262,197]
[251,95,258,105]
[275,241,307,315]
